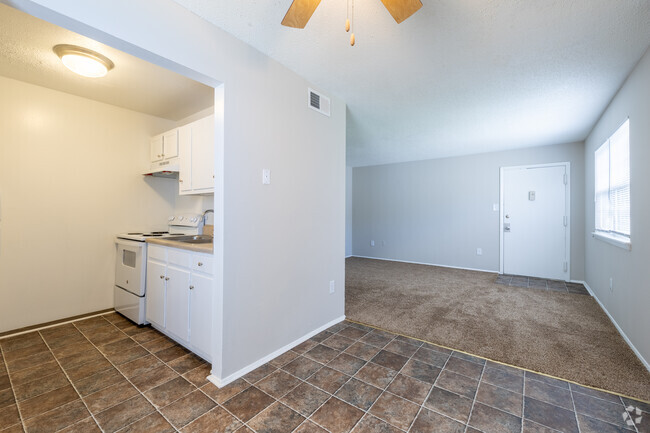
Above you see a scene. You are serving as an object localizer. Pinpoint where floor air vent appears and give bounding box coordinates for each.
[308,88,330,117]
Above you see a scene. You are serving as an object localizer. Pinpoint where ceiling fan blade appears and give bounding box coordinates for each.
[281,0,322,29]
[379,0,423,24]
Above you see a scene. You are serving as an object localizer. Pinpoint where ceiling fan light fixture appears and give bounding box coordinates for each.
[53,44,114,78]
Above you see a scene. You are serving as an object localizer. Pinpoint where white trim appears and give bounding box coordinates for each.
[499,162,571,281]
[345,255,353,258]
[580,281,650,373]
[349,255,498,274]
[0,311,113,340]
[592,232,631,251]
[207,315,346,388]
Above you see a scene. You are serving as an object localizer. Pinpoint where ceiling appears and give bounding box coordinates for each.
[0,3,213,122]
[172,0,650,166]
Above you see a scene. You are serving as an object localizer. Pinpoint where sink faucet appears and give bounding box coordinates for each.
[202,209,214,225]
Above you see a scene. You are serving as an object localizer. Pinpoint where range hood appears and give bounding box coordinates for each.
[143,160,179,178]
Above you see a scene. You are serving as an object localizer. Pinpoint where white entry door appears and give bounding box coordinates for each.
[501,164,569,280]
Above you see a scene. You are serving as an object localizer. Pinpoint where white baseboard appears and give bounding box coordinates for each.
[581,281,650,373]
[207,315,346,388]
[350,255,498,274]
[0,310,113,340]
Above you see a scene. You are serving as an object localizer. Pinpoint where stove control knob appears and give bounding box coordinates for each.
[168,216,175,221]
[178,216,184,221]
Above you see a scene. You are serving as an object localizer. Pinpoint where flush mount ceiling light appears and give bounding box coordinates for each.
[53,44,114,78]
[281,0,422,46]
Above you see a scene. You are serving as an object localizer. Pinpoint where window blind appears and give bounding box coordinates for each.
[594,119,630,237]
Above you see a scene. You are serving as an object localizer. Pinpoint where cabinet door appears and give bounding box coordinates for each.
[165,265,191,342]
[163,129,179,159]
[150,135,164,162]
[178,124,192,193]
[190,273,212,358]
[146,260,166,327]
[191,116,214,191]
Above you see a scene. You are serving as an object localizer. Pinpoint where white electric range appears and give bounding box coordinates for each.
[114,214,204,324]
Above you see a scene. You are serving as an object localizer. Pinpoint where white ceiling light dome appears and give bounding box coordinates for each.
[53,44,114,78]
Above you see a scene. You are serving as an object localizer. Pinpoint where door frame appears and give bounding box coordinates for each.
[499,162,571,279]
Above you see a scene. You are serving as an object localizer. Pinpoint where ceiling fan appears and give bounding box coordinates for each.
[282,0,423,45]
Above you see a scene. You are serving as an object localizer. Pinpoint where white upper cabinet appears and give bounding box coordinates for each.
[150,129,178,164]
[150,134,164,162]
[163,130,179,159]
[178,124,193,193]
[178,115,214,195]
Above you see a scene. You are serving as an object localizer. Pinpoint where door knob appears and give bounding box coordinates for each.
[160,275,164,279]
[189,285,194,290]
[505,214,510,219]
[165,277,170,281]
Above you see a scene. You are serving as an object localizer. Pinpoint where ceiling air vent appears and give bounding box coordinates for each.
[308,88,330,117]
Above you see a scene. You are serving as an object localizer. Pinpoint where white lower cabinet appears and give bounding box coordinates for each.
[145,245,213,361]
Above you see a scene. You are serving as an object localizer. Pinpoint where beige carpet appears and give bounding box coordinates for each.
[345,257,650,401]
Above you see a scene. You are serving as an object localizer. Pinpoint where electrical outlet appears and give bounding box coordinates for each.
[329,280,335,294]
[370,240,375,247]
[493,203,499,212]
[476,248,482,256]
[609,277,613,292]
[262,169,271,185]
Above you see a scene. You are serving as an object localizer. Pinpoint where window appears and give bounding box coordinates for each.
[594,119,630,248]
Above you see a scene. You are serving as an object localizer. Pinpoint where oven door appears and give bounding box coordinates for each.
[115,239,146,296]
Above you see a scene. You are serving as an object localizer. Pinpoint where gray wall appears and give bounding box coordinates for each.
[352,142,585,280]
[584,47,650,367]
[346,166,353,257]
[11,0,346,381]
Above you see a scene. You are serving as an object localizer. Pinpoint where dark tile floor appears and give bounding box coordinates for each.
[496,274,590,295]
[1,314,647,432]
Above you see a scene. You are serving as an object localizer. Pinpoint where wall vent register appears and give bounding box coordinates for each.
[308,88,331,117]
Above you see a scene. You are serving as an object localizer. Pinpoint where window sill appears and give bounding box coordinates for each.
[592,232,631,251]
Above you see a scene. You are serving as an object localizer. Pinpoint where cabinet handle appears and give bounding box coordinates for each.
[179,179,184,183]
[160,275,164,279]
[198,262,203,266]
[189,285,194,290]
[165,277,170,281]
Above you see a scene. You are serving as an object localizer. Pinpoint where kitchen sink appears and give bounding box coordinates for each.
[172,235,213,244]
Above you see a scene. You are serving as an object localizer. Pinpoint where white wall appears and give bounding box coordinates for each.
[346,166,353,257]
[352,142,585,280]
[584,47,650,367]
[9,0,347,380]
[0,75,179,332]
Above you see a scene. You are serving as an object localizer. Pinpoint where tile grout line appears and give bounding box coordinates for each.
[409,350,453,432]
[72,316,189,432]
[520,370,526,433]
[355,335,426,432]
[568,377,583,433]
[0,346,28,432]
[462,357,486,433]
[292,325,399,433]
[618,393,640,433]
[37,327,105,433]
[297,327,393,433]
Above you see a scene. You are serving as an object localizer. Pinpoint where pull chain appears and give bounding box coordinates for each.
[350,0,355,46]
[346,0,350,32]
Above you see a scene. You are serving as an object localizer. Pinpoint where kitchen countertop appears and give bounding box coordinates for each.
[146,237,213,254]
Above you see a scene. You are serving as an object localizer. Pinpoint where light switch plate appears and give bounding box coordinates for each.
[493,203,499,211]
[262,169,271,185]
